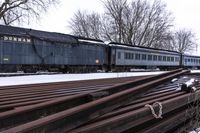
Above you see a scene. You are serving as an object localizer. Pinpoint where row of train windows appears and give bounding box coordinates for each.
[0,36,31,43]
[185,58,200,64]
[121,52,179,62]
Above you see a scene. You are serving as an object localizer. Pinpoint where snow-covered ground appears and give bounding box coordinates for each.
[190,70,200,73]
[0,71,165,86]
[0,70,199,87]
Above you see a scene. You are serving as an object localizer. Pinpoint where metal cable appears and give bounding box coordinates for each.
[145,102,163,119]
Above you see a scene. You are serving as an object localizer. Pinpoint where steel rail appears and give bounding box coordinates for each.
[0,69,187,133]
[137,107,196,133]
[0,85,112,103]
[93,91,185,122]
[68,88,200,133]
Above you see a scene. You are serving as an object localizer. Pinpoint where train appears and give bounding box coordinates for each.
[0,25,199,73]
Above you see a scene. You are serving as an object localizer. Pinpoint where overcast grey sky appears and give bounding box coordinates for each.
[24,0,200,55]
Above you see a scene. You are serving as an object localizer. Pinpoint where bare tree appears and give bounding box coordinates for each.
[171,29,197,53]
[69,10,102,39]
[88,13,102,39]
[69,0,173,49]
[0,0,59,25]
[102,0,127,43]
[159,32,176,51]
[124,0,172,47]
[103,0,173,47]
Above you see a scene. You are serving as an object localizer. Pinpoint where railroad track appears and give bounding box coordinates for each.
[0,69,200,133]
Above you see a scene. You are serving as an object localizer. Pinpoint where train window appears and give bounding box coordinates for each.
[199,59,200,64]
[148,55,152,61]
[185,59,187,62]
[188,59,190,62]
[175,57,179,62]
[125,52,132,60]
[118,52,121,59]
[130,53,133,59]
[135,53,140,60]
[127,53,131,59]
[142,54,146,60]
[130,53,132,59]
[158,56,162,61]
[129,53,133,59]
[167,57,170,62]
[163,56,166,61]
[191,59,193,63]
[126,53,128,59]
[171,57,174,62]
[153,55,157,61]
[131,53,134,60]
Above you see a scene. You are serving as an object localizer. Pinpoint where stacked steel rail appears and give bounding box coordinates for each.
[0,69,200,133]
[0,76,146,112]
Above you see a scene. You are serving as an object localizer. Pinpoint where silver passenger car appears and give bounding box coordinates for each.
[183,55,200,68]
[109,42,180,69]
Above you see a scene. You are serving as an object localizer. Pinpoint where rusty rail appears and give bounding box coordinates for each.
[1,69,190,133]
[69,88,200,133]
[0,70,178,129]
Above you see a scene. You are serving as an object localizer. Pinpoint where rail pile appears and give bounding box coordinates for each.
[0,76,144,112]
[0,69,200,133]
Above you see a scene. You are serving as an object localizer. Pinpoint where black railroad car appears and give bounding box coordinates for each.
[0,25,108,73]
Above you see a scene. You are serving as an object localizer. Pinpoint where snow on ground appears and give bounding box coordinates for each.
[0,69,199,87]
[191,70,200,73]
[0,71,165,86]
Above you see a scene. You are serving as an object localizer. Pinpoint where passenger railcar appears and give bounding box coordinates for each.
[109,42,181,71]
[183,55,200,69]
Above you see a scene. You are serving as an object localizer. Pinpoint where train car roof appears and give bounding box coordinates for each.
[0,25,105,45]
[0,25,77,43]
[184,54,200,58]
[74,36,106,45]
[109,42,180,54]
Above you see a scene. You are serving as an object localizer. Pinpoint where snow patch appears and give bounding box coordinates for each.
[0,71,165,86]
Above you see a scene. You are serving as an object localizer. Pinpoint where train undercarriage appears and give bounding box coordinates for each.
[0,64,108,73]
[0,64,198,73]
